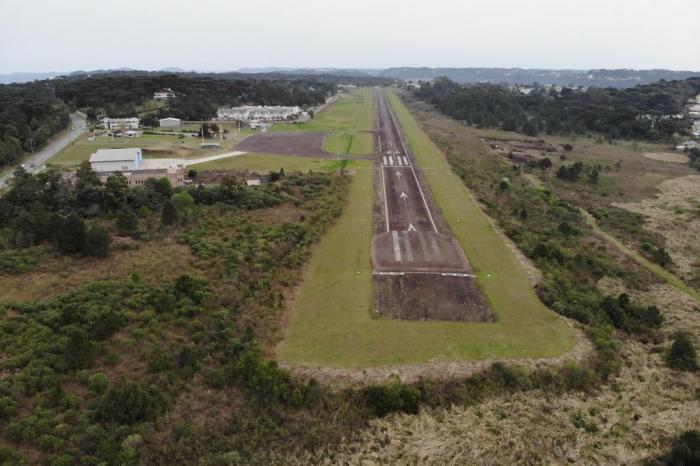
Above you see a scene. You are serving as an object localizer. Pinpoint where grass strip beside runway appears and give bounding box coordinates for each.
[279,92,577,367]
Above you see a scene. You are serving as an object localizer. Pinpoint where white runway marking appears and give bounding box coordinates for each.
[384,94,439,233]
[389,155,394,165]
[392,230,402,262]
[383,156,388,165]
[380,166,390,232]
[402,156,409,166]
[403,232,414,261]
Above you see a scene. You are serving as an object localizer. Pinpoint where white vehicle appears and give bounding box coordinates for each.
[29,161,36,168]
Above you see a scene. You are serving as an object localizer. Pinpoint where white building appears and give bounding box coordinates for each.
[87,148,186,186]
[217,105,302,122]
[159,117,181,128]
[101,117,140,130]
[153,88,176,99]
[89,148,143,172]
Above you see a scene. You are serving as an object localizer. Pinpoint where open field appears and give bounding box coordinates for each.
[278,92,577,369]
[273,88,376,133]
[48,131,252,167]
[323,131,375,156]
[195,152,360,173]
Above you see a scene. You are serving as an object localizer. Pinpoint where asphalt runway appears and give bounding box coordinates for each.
[371,89,493,321]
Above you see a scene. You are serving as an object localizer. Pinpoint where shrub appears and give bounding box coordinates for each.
[85,225,110,258]
[115,207,138,235]
[56,214,86,254]
[667,430,700,465]
[161,200,178,226]
[97,380,166,424]
[667,333,698,371]
[362,381,421,417]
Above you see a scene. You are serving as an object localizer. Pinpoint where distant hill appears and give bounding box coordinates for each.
[378,67,700,88]
[0,72,62,84]
[3,67,699,88]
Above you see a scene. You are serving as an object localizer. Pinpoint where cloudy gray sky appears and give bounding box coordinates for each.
[1,0,698,73]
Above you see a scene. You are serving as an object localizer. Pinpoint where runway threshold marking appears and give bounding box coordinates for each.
[383,92,439,234]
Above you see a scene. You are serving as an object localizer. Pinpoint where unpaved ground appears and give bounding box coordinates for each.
[235,131,331,157]
[286,275,700,465]
[614,175,700,281]
[373,273,493,321]
[643,152,690,164]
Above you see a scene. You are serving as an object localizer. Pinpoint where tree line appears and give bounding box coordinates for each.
[413,77,700,141]
[52,74,337,121]
[0,82,70,168]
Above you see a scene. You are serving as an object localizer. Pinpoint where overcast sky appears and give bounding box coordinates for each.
[1,0,698,73]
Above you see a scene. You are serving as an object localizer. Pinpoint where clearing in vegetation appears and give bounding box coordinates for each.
[274,87,377,157]
[278,91,577,369]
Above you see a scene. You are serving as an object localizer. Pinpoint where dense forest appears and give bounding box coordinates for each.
[52,74,338,121]
[0,72,364,170]
[414,77,700,141]
[0,83,70,168]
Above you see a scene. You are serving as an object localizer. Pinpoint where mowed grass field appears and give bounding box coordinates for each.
[194,153,363,173]
[323,132,374,156]
[49,131,253,168]
[275,87,376,156]
[278,90,577,368]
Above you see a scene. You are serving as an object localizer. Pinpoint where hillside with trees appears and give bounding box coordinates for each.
[414,77,700,141]
[0,83,70,168]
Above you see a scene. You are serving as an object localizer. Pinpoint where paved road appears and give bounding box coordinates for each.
[0,113,86,188]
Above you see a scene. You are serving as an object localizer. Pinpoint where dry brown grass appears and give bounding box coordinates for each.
[0,236,194,302]
[614,175,700,281]
[288,281,700,465]
[643,152,690,164]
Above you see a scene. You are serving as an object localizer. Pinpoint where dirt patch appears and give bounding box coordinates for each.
[373,274,494,322]
[235,131,330,157]
[613,175,700,281]
[643,152,690,164]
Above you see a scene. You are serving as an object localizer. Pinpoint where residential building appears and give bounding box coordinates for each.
[217,105,302,122]
[159,117,181,128]
[153,88,176,99]
[101,117,140,130]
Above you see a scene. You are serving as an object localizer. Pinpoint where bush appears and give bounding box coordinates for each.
[56,214,86,254]
[667,333,698,371]
[161,200,178,226]
[85,225,110,257]
[97,380,166,424]
[667,430,700,465]
[115,207,138,235]
[361,381,421,417]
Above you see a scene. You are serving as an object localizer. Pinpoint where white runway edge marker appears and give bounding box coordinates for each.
[392,230,402,262]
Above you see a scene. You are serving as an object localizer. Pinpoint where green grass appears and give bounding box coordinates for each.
[323,132,375,156]
[273,88,375,132]
[48,132,252,168]
[278,91,577,368]
[195,153,362,173]
[580,209,700,303]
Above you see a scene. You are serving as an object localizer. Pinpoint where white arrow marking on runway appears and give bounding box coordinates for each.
[400,191,408,208]
[395,171,402,178]
[407,223,417,232]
